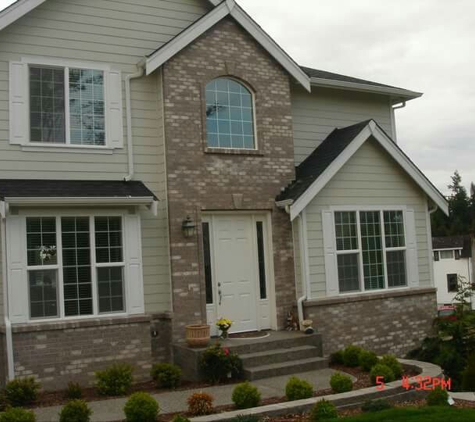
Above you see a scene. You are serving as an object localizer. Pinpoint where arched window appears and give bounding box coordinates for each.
[205,78,255,149]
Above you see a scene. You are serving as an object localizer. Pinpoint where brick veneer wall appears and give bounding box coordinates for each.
[163,18,297,342]
[304,288,438,356]
[10,315,171,391]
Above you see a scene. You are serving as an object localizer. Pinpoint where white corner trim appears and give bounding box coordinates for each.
[145,2,311,92]
[0,201,6,219]
[289,120,448,221]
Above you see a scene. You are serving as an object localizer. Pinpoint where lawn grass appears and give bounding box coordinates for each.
[331,406,475,421]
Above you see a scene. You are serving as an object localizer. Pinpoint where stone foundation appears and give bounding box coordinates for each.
[11,314,172,391]
[304,288,437,356]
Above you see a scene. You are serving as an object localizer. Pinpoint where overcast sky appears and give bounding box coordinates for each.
[1,0,473,194]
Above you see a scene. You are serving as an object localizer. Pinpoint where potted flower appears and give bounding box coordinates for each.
[185,324,210,348]
[216,318,232,340]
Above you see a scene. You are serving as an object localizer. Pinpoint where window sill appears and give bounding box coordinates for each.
[205,147,264,157]
[20,143,115,155]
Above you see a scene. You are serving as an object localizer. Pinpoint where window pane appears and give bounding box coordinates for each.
[202,222,213,305]
[337,253,360,292]
[387,250,407,287]
[335,211,358,251]
[205,78,255,149]
[360,211,385,290]
[97,267,125,313]
[26,217,57,266]
[62,217,93,317]
[69,68,105,146]
[447,274,458,292]
[384,211,405,248]
[95,217,123,263]
[256,222,267,299]
[29,270,58,319]
[440,250,454,259]
[29,66,66,144]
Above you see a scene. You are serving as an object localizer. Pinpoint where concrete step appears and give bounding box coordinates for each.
[240,345,319,368]
[244,356,329,381]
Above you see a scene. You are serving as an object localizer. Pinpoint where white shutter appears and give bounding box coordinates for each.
[6,216,28,323]
[107,70,124,149]
[405,209,419,288]
[124,215,145,315]
[322,210,339,297]
[9,61,28,145]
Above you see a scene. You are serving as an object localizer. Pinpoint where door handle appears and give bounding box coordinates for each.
[218,289,222,306]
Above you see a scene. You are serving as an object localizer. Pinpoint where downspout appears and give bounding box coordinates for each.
[296,215,307,327]
[124,60,146,182]
[390,101,406,143]
[1,207,14,380]
[428,202,438,292]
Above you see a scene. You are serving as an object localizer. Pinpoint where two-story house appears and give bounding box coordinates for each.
[0,0,448,389]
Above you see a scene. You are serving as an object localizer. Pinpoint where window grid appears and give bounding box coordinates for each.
[335,211,358,251]
[29,270,59,319]
[206,78,255,149]
[360,211,385,291]
[97,267,125,314]
[440,250,454,260]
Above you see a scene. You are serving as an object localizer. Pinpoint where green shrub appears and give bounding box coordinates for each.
[370,363,395,385]
[95,363,134,396]
[231,382,261,409]
[309,399,338,421]
[172,416,190,422]
[426,386,449,406]
[4,377,40,407]
[59,400,92,422]
[231,416,261,422]
[150,363,182,389]
[199,344,243,384]
[462,354,475,391]
[342,345,363,367]
[359,350,379,372]
[123,392,159,422]
[361,399,392,413]
[379,355,403,379]
[187,392,214,416]
[0,408,36,422]
[285,376,313,401]
[329,350,344,365]
[65,382,83,400]
[330,372,353,393]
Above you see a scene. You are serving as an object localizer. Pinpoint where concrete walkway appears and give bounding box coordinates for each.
[451,392,475,401]
[34,368,346,422]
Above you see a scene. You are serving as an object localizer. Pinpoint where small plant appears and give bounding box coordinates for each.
[370,363,395,385]
[329,350,344,365]
[4,377,40,407]
[172,416,190,422]
[361,399,392,413]
[151,363,182,389]
[462,354,475,391]
[379,355,403,379]
[59,400,92,422]
[285,376,313,401]
[359,350,379,372]
[330,372,353,393]
[426,386,449,406]
[232,381,261,409]
[231,416,261,422]
[0,408,36,422]
[123,392,159,422]
[200,344,243,384]
[187,392,214,416]
[95,363,134,396]
[65,382,83,400]
[342,345,363,367]
[309,399,338,421]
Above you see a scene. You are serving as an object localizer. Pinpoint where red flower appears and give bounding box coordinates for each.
[224,348,230,356]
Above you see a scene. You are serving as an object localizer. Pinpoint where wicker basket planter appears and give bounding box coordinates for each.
[185,324,210,348]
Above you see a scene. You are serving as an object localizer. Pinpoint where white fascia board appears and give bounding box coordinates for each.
[310,77,423,102]
[289,120,449,220]
[433,248,463,251]
[4,197,156,207]
[0,0,47,31]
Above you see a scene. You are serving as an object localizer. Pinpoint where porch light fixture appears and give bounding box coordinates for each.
[182,216,197,238]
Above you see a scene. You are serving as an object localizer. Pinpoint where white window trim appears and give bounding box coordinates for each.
[11,56,123,151]
[8,209,143,324]
[331,206,410,296]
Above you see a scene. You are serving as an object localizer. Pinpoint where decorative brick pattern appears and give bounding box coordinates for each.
[304,288,438,356]
[163,18,297,342]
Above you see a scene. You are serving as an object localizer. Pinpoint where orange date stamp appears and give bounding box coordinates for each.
[376,376,452,391]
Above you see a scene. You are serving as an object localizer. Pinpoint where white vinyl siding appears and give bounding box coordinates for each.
[291,86,394,165]
[0,0,210,314]
[304,138,431,299]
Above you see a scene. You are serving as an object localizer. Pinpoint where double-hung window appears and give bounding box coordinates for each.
[26,216,126,320]
[335,210,407,293]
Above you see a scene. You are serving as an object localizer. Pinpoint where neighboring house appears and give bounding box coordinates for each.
[0,0,448,389]
[433,236,474,309]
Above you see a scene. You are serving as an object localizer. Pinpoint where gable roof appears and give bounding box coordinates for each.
[145,0,311,91]
[277,120,449,220]
[433,236,472,257]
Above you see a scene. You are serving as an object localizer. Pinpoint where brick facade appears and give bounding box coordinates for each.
[304,288,438,356]
[163,18,297,342]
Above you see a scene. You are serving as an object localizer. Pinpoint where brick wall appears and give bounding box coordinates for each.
[11,315,171,391]
[304,288,437,356]
[162,18,297,341]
